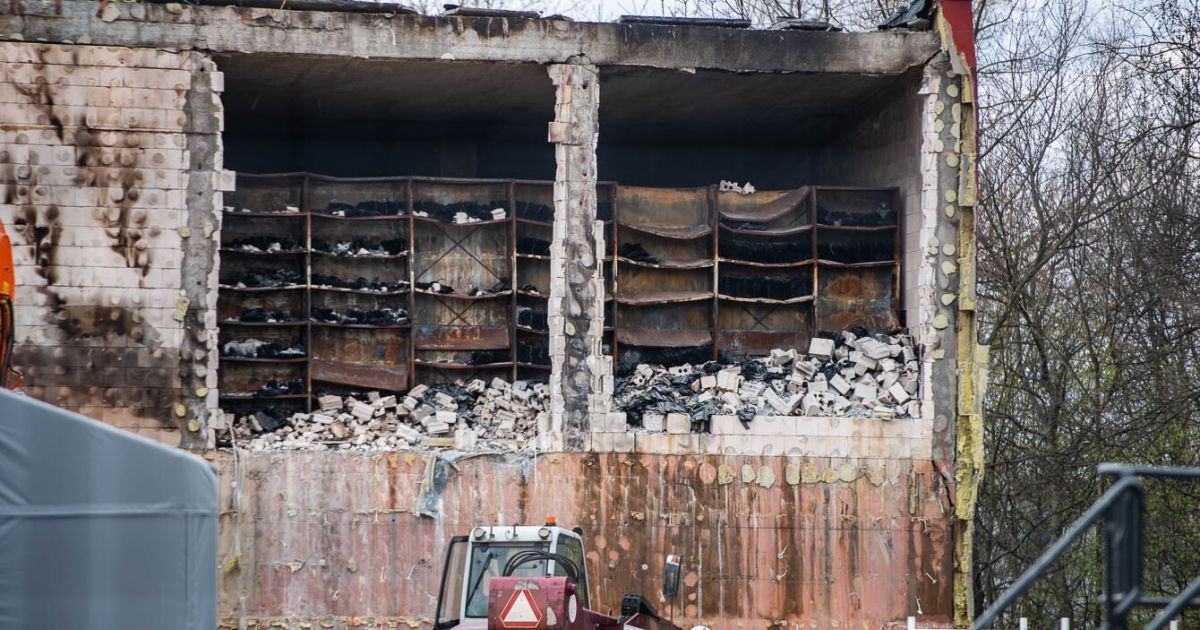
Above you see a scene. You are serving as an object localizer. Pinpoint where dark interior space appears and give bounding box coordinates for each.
[219,55,913,189]
[219,55,557,178]
[596,66,912,189]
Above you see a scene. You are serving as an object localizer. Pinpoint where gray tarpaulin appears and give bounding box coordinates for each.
[0,389,217,630]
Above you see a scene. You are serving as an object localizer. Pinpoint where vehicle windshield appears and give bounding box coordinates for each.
[464,543,550,618]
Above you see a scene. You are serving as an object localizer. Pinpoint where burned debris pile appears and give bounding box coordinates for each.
[320,200,408,217]
[614,330,919,430]
[221,339,306,359]
[310,307,409,326]
[223,307,298,324]
[225,237,302,253]
[222,379,550,451]
[312,238,407,257]
[311,274,409,293]
[220,269,304,288]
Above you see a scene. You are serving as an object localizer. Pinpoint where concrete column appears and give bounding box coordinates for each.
[546,58,605,452]
[179,52,224,449]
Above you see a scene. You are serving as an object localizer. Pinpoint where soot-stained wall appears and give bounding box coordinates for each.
[0,42,223,446]
[216,451,954,629]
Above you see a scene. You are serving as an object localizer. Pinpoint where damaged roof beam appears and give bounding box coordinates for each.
[5,1,941,75]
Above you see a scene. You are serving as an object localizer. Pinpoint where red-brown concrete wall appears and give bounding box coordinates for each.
[216,452,953,629]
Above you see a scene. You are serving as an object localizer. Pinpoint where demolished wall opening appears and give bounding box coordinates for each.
[214,56,930,449]
[595,66,922,386]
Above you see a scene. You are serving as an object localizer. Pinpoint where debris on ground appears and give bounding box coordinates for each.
[614,330,920,430]
[220,378,549,451]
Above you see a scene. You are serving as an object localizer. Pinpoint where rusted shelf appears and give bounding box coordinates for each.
[414,289,512,300]
[412,326,511,350]
[311,251,409,260]
[815,259,896,269]
[716,257,813,269]
[219,320,305,327]
[717,330,812,356]
[414,360,513,369]
[219,393,308,401]
[616,328,712,348]
[413,216,510,227]
[517,290,548,299]
[515,218,552,227]
[515,363,551,370]
[719,223,812,236]
[311,213,408,221]
[218,284,307,292]
[311,322,412,330]
[617,256,713,270]
[815,223,896,232]
[516,326,549,335]
[617,222,712,239]
[310,359,408,391]
[516,253,551,261]
[717,294,814,305]
[615,291,711,305]
[219,248,305,256]
[222,211,307,218]
[218,356,308,363]
[312,286,410,296]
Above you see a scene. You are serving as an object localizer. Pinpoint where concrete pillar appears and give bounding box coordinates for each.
[546,58,605,452]
[179,52,224,449]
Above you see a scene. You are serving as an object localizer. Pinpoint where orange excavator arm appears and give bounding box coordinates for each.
[0,219,17,389]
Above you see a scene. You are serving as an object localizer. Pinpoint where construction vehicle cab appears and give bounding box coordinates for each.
[435,522,590,630]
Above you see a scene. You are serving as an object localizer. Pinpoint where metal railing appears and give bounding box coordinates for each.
[972,464,1200,630]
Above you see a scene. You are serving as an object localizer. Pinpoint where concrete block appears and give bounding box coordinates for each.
[634,433,670,454]
[666,413,690,434]
[710,414,746,435]
[642,413,665,432]
[808,337,834,359]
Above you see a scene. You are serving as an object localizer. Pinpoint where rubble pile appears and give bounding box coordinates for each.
[614,330,920,429]
[412,200,507,223]
[224,378,550,451]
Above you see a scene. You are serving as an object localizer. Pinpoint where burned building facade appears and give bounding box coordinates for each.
[0,2,983,628]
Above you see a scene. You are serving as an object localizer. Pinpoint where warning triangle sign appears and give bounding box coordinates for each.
[500,590,542,629]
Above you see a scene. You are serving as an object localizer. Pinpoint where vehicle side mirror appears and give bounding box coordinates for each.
[663,554,681,598]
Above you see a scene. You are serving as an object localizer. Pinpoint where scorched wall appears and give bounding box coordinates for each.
[0,3,982,629]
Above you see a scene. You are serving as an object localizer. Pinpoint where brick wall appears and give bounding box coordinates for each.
[0,42,222,445]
